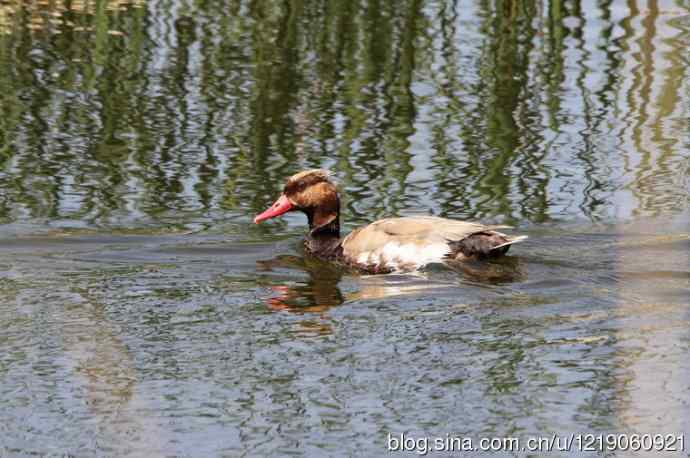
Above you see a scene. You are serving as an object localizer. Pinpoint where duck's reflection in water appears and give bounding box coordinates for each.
[257,253,526,316]
[446,256,526,284]
[256,254,345,314]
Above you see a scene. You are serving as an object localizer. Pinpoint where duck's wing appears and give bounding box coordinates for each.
[343,217,503,250]
[372,216,511,239]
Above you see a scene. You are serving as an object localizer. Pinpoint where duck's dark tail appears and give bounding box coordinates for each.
[490,235,529,251]
[448,231,528,259]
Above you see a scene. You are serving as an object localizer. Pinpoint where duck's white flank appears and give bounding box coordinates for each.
[356,241,451,271]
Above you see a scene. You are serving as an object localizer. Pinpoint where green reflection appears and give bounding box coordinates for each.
[0,0,687,227]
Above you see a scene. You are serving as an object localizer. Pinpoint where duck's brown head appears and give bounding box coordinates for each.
[254,169,340,233]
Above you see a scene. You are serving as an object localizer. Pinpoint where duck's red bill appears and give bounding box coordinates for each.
[254,194,293,223]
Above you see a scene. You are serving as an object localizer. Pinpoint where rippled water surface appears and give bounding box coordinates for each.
[0,0,689,456]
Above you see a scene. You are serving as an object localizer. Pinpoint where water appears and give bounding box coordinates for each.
[0,0,689,456]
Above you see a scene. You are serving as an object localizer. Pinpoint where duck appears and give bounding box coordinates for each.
[254,169,527,274]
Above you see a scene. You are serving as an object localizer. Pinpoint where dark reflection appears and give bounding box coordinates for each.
[446,256,526,284]
[257,251,526,313]
[256,254,345,313]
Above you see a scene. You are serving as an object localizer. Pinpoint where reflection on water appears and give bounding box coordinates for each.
[257,254,345,313]
[257,253,525,315]
[0,0,687,227]
[1,219,688,456]
[0,0,689,456]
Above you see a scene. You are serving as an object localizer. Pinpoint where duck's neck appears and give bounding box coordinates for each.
[306,205,342,256]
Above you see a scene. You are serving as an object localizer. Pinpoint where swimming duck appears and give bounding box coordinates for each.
[254,169,527,274]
